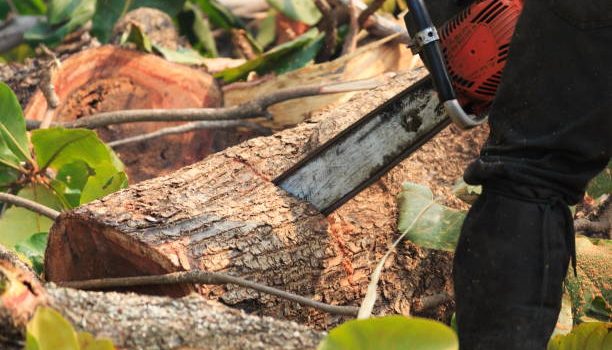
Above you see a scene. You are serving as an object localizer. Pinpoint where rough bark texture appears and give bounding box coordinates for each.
[0,247,323,350]
[47,67,489,328]
[23,46,229,183]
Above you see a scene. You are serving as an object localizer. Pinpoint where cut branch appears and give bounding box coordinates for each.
[108,120,271,148]
[341,0,359,56]
[315,0,338,61]
[0,192,60,219]
[61,270,359,316]
[26,78,379,130]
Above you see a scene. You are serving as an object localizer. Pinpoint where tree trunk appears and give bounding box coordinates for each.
[0,246,323,350]
[46,67,489,328]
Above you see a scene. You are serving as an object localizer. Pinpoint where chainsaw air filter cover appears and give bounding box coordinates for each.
[440,0,523,105]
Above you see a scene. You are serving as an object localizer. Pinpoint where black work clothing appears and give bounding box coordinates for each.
[451,0,611,349]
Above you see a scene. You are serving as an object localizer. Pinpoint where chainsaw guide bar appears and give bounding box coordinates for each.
[274,76,450,215]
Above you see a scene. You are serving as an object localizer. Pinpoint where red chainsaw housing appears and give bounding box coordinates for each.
[440,0,524,107]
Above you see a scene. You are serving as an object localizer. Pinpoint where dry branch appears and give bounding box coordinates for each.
[0,192,60,219]
[315,0,338,61]
[27,79,379,130]
[61,270,359,316]
[358,0,385,28]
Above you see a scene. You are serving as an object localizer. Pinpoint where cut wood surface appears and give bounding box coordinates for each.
[46,66,489,328]
[24,46,228,183]
[0,246,323,350]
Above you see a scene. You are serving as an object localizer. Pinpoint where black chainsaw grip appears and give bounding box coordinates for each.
[405,0,456,103]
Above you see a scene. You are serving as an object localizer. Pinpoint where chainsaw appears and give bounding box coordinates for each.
[275,0,524,214]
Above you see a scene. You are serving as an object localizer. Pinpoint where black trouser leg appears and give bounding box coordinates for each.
[453,188,571,349]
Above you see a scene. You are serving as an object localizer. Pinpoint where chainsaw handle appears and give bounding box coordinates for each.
[405,0,487,129]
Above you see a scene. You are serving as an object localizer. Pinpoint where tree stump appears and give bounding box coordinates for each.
[46,67,489,328]
[24,46,225,183]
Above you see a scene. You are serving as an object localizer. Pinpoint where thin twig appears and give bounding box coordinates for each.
[38,46,61,129]
[60,270,359,317]
[108,120,271,148]
[341,0,359,56]
[412,293,452,313]
[26,78,380,130]
[0,15,42,53]
[337,0,410,44]
[357,0,385,28]
[0,193,60,220]
[314,0,338,61]
[5,0,17,16]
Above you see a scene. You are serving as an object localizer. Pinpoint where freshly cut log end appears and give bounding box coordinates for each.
[25,46,225,183]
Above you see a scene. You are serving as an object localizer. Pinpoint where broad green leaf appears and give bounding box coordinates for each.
[54,160,93,208]
[0,184,62,248]
[48,0,81,24]
[31,128,124,172]
[0,0,46,17]
[0,82,30,164]
[547,322,611,350]
[92,0,186,43]
[25,0,95,44]
[80,165,128,204]
[397,182,466,251]
[15,232,48,275]
[565,237,611,323]
[255,11,277,50]
[215,28,319,83]
[318,316,458,350]
[26,306,79,350]
[153,45,207,65]
[267,0,322,26]
[586,161,611,199]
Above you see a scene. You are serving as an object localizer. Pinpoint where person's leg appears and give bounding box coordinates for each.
[453,0,612,349]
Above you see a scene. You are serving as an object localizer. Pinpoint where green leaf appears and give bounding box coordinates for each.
[255,11,277,50]
[215,28,319,83]
[586,161,611,199]
[0,82,30,165]
[193,0,244,30]
[119,22,153,52]
[26,306,80,350]
[0,0,46,17]
[153,45,207,65]
[397,182,466,251]
[267,0,322,26]
[0,184,62,249]
[180,1,218,57]
[15,232,48,275]
[31,128,124,172]
[78,331,115,350]
[92,0,186,43]
[274,30,324,74]
[80,165,128,204]
[318,316,458,350]
[24,0,95,45]
[53,160,93,207]
[452,179,482,205]
[547,322,611,350]
[48,0,81,25]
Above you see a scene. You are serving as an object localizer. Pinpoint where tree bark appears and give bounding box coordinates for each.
[23,46,229,183]
[46,67,489,328]
[0,246,323,350]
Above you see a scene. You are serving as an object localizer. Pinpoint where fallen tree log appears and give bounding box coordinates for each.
[46,66,488,328]
[0,246,323,350]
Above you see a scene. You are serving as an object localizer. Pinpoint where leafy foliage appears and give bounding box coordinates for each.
[26,306,115,350]
[92,0,186,43]
[318,316,458,350]
[0,83,127,272]
[25,0,95,45]
[397,182,466,251]
[586,161,612,200]
[547,322,611,350]
[267,0,322,26]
